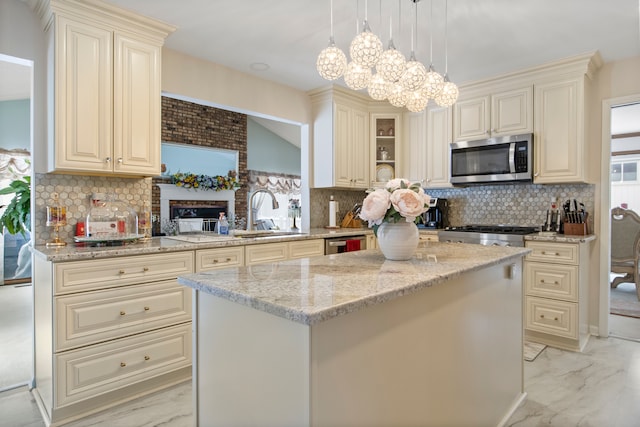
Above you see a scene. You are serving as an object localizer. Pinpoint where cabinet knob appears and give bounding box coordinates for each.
[144,306,150,311]
[143,267,149,272]
[534,172,539,177]
[120,362,126,367]
[117,157,123,164]
[226,257,232,262]
[144,355,150,361]
[120,311,126,316]
[105,157,111,163]
[119,269,125,274]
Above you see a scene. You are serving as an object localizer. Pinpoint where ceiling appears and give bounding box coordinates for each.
[102,0,640,93]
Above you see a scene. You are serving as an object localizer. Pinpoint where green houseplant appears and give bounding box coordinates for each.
[0,175,31,236]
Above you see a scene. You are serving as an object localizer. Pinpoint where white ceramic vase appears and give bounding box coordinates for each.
[376,221,419,261]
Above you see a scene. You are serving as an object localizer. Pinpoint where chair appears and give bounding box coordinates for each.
[610,207,640,300]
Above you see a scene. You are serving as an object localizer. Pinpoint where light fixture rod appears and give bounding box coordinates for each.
[428,0,433,64]
[444,0,449,72]
[330,0,334,40]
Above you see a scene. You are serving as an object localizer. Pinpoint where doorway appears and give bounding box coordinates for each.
[0,53,33,392]
[606,101,640,341]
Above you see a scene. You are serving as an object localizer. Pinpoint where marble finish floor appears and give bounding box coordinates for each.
[0,283,32,391]
[1,336,639,427]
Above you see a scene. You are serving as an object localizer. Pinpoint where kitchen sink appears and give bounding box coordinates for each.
[231,230,303,238]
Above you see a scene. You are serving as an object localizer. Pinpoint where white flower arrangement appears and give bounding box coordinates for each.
[359,178,431,235]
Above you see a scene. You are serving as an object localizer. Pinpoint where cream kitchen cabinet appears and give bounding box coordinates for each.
[533,76,591,183]
[402,106,452,189]
[310,86,370,189]
[524,239,591,352]
[453,86,533,142]
[196,246,245,271]
[44,0,174,176]
[246,239,325,265]
[33,251,194,426]
[371,113,401,186]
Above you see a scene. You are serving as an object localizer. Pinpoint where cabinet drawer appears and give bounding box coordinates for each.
[525,261,578,301]
[55,323,191,408]
[54,252,194,294]
[525,296,577,339]
[525,241,578,264]
[419,233,439,242]
[245,243,288,266]
[288,239,324,260]
[196,247,244,272]
[55,280,191,351]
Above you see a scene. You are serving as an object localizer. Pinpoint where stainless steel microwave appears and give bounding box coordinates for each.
[449,133,533,185]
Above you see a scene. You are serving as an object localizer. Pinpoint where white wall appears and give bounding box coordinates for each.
[247,119,301,175]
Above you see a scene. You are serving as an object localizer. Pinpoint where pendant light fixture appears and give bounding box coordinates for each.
[398,0,426,92]
[376,0,406,83]
[422,0,444,99]
[349,0,384,68]
[316,0,348,80]
[435,0,459,107]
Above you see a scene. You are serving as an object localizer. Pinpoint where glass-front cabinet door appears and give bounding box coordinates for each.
[370,113,401,187]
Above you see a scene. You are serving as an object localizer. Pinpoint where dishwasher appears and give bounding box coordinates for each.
[324,235,367,254]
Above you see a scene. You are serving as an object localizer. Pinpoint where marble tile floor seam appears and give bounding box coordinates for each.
[2,336,640,427]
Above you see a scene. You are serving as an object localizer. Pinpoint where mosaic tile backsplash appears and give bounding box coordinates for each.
[310,183,595,231]
[34,173,151,245]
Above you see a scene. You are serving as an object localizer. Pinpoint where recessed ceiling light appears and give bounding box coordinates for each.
[250,62,270,71]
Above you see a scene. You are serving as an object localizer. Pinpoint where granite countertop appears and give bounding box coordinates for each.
[525,233,597,243]
[177,242,530,326]
[32,227,375,262]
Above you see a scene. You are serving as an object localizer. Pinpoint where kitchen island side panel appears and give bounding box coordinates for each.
[193,258,524,427]
[311,258,524,427]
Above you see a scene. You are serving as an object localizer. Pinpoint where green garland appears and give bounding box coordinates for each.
[170,170,240,191]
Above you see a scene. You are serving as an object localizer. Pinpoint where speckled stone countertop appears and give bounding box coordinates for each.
[525,233,597,243]
[32,227,375,262]
[178,242,529,326]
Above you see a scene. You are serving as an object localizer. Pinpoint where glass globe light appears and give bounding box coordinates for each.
[435,75,459,107]
[343,61,372,90]
[349,21,383,68]
[399,57,427,92]
[423,65,444,99]
[376,41,406,83]
[387,83,409,107]
[406,90,428,113]
[316,42,348,81]
[368,73,390,100]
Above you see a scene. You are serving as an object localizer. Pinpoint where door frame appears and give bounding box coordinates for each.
[599,94,640,337]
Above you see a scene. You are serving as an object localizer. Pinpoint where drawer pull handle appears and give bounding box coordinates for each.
[540,314,560,321]
[541,251,560,256]
[119,270,125,274]
[143,267,149,272]
[144,306,150,311]
[120,311,126,316]
[213,259,219,263]
[226,257,232,262]
[540,280,560,285]
[144,355,150,361]
[120,362,126,367]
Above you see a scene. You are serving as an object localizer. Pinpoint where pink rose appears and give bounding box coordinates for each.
[385,178,412,191]
[359,189,391,226]
[390,189,428,222]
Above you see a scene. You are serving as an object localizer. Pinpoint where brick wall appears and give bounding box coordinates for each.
[155,97,248,224]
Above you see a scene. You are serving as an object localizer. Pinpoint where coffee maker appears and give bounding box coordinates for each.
[423,198,448,229]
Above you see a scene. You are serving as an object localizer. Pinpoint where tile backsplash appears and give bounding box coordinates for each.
[310,183,595,231]
[34,173,151,245]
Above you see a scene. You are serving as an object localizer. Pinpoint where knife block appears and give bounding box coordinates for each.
[563,213,588,235]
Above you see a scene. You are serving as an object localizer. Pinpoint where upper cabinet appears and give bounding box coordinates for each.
[42,0,175,176]
[370,113,401,187]
[401,107,452,189]
[310,86,370,189]
[453,86,533,142]
[533,76,588,184]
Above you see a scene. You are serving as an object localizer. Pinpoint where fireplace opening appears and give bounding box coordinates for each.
[170,202,228,232]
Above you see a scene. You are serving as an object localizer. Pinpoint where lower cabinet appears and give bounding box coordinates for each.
[524,239,591,351]
[245,240,325,265]
[33,251,194,426]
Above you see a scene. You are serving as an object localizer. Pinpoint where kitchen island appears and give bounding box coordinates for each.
[178,242,529,427]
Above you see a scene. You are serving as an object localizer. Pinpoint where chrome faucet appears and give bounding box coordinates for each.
[247,189,279,231]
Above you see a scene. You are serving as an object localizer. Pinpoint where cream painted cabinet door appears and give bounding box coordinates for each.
[453,86,532,141]
[333,103,369,188]
[453,96,490,141]
[113,32,161,175]
[401,111,427,184]
[533,78,585,183]
[53,15,113,173]
[425,106,452,188]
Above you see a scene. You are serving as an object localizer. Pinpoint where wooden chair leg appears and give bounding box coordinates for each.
[611,274,633,288]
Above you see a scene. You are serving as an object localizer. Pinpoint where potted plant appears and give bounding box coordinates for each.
[0,175,31,236]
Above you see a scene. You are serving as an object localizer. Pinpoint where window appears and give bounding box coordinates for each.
[611,161,638,183]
